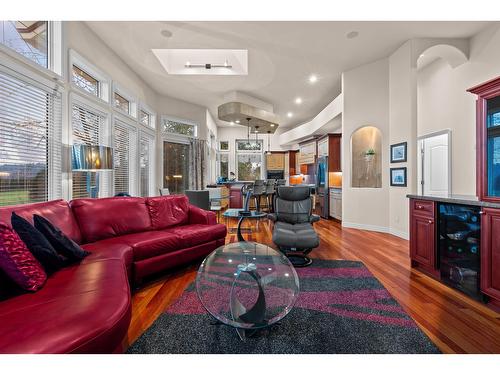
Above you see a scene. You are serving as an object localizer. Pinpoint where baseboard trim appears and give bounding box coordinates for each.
[341,221,409,240]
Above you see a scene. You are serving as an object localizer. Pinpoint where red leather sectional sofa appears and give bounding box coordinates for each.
[0,195,227,353]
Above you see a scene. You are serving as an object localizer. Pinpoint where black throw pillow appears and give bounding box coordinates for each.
[33,215,90,262]
[11,212,65,274]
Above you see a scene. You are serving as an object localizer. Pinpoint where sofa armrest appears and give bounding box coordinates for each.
[188,204,217,225]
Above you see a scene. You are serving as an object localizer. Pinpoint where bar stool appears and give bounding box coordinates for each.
[250,180,266,212]
[264,179,277,212]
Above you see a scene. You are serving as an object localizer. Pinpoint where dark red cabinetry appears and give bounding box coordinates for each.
[409,199,438,276]
[480,207,500,309]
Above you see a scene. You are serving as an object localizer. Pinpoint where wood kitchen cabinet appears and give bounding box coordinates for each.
[317,133,342,172]
[409,199,438,276]
[480,207,500,308]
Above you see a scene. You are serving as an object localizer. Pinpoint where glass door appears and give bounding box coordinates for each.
[487,96,500,197]
[163,141,189,194]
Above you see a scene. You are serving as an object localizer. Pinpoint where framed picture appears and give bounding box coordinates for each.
[390,167,407,187]
[390,142,407,163]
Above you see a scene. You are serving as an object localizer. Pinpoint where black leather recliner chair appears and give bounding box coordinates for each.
[268,186,320,267]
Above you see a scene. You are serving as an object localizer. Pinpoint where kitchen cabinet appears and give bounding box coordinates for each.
[409,199,437,275]
[298,140,316,165]
[266,153,285,170]
[481,207,500,307]
[467,76,500,203]
[317,133,342,172]
[329,188,342,220]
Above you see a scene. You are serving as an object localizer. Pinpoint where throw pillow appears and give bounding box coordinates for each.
[0,222,47,292]
[33,215,90,262]
[11,212,65,274]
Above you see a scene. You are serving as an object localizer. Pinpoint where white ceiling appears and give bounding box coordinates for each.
[85,21,490,129]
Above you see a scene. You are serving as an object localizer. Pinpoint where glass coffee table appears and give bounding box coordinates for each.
[196,241,300,340]
[222,209,267,241]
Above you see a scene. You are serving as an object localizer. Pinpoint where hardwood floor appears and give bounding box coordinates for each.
[124,217,500,353]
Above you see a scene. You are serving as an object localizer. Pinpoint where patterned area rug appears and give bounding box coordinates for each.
[127,259,440,354]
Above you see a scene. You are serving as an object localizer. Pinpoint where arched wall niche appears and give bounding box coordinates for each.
[351,126,382,188]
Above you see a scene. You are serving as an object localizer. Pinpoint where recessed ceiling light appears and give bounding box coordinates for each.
[230,121,234,125]
[235,120,240,124]
[309,74,318,84]
[287,112,293,118]
[185,61,191,67]
[270,124,275,127]
[295,97,303,105]
[346,31,359,39]
[419,54,425,58]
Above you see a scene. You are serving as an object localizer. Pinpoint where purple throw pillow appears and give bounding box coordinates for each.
[0,222,47,292]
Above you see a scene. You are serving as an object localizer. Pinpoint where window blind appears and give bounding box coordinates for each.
[114,120,137,196]
[139,132,154,197]
[71,103,111,199]
[0,69,61,206]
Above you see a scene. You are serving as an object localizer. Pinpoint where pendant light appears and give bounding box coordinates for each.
[265,130,272,155]
[255,126,259,142]
[246,117,251,145]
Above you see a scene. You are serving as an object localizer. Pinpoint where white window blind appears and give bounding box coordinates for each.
[0,69,61,206]
[139,132,155,197]
[71,103,111,199]
[114,120,137,196]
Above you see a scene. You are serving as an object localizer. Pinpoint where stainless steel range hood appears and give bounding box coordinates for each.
[218,102,279,133]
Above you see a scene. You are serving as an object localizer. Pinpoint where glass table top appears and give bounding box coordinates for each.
[222,209,267,218]
[195,241,300,331]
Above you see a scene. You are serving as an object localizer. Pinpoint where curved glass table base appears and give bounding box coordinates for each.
[196,241,299,340]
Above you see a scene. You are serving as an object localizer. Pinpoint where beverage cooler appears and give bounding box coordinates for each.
[438,203,481,300]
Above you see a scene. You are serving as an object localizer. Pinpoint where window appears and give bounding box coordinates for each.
[139,133,155,197]
[71,103,111,199]
[237,154,262,181]
[72,65,99,97]
[140,110,151,127]
[0,21,48,68]
[161,117,197,137]
[0,69,61,206]
[219,141,229,151]
[219,153,229,179]
[163,141,189,194]
[114,92,130,114]
[236,139,262,151]
[114,120,137,195]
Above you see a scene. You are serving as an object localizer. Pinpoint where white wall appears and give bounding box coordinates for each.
[417,24,500,196]
[388,41,418,239]
[342,58,391,232]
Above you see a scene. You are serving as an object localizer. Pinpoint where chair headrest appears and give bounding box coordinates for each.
[276,186,311,201]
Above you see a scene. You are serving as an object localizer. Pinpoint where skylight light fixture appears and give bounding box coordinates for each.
[184,59,232,69]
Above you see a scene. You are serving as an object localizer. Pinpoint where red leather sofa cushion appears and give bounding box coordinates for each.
[145,195,189,230]
[0,200,82,244]
[71,197,152,243]
[81,238,134,270]
[188,204,217,225]
[114,231,182,261]
[165,224,227,248]
[0,260,130,353]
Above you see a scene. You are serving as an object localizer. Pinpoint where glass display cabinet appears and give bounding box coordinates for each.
[468,76,500,202]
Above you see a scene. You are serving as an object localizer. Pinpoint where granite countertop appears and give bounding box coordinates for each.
[407,194,500,209]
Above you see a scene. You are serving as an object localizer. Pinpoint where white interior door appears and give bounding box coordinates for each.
[419,133,450,196]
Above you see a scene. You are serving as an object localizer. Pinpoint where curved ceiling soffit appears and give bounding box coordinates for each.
[414,39,469,69]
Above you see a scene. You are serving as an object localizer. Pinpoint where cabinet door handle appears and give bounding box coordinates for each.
[428,220,433,224]
[479,211,485,215]
[417,205,424,209]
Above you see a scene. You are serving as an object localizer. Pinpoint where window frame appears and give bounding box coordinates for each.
[112,114,139,196]
[219,140,230,151]
[161,115,198,139]
[0,63,63,206]
[69,92,112,199]
[69,49,110,104]
[112,83,137,120]
[235,138,264,181]
[139,103,156,130]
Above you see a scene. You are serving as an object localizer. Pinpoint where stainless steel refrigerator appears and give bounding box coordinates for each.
[315,156,329,218]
